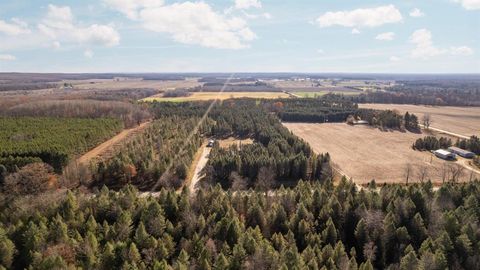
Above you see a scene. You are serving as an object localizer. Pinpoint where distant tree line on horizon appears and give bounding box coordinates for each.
[350,80,480,106]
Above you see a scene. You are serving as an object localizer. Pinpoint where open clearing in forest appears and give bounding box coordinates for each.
[77,121,151,166]
[284,123,480,184]
[218,137,254,148]
[359,104,480,137]
[142,91,289,102]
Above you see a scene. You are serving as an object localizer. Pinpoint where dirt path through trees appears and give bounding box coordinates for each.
[77,121,151,166]
[188,146,211,192]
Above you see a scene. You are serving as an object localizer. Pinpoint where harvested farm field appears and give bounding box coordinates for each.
[359,104,480,137]
[284,123,480,184]
[142,91,289,102]
[72,78,202,91]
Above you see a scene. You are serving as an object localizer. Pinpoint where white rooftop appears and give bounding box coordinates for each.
[435,149,453,156]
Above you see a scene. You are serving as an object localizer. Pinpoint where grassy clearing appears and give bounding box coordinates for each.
[142,91,290,102]
[218,137,254,148]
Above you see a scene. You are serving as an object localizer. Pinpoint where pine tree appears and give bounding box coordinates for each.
[134,222,150,249]
[174,249,189,270]
[127,243,141,264]
[214,253,229,270]
[0,228,15,269]
[399,250,418,270]
[322,218,338,246]
[199,258,211,270]
[410,213,428,247]
[354,219,368,261]
[114,211,132,241]
[100,242,116,270]
[358,259,373,270]
[61,191,79,222]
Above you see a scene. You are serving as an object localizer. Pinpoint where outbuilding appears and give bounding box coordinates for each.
[353,120,369,125]
[434,149,456,160]
[448,146,475,159]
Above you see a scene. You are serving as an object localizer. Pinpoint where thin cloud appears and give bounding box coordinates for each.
[38,4,120,47]
[235,0,262,10]
[453,0,480,10]
[409,8,425,17]
[376,32,395,41]
[316,5,403,28]
[0,18,31,35]
[409,29,474,59]
[0,54,16,61]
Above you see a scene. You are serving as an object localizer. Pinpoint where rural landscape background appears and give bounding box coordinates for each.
[1,0,480,269]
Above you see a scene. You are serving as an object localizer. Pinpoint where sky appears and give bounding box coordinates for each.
[0,0,479,73]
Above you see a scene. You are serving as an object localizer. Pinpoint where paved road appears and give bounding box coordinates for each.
[189,146,211,192]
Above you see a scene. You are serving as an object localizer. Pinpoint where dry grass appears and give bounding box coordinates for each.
[142,92,290,102]
[284,123,479,184]
[72,78,202,90]
[218,137,254,148]
[293,91,361,97]
[360,104,480,137]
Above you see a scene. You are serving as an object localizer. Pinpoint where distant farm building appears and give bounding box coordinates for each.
[448,146,475,158]
[353,120,369,125]
[434,149,456,160]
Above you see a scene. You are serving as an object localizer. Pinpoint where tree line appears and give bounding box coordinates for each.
[455,136,480,155]
[263,95,358,123]
[1,179,480,269]
[3,100,151,128]
[413,136,452,151]
[355,110,420,131]
[350,80,480,106]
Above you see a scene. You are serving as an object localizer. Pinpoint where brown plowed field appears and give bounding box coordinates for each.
[284,123,479,184]
[359,104,480,137]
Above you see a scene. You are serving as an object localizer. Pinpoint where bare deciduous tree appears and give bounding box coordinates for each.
[417,165,429,183]
[449,164,465,183]
[441,163,449,183]
[229,171,248,191]
[363,241,377,262]
[255,166,275,192]
[422,113,432,129]
[404,164,413,184]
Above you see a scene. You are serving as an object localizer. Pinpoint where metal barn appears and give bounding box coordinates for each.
[448,146,475,159]
[434,149,456,160]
